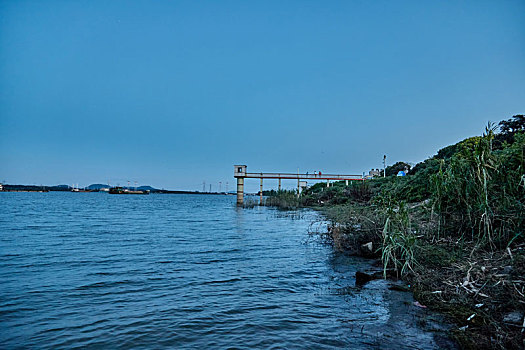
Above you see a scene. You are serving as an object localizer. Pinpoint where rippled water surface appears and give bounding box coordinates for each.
[0,192,454,349]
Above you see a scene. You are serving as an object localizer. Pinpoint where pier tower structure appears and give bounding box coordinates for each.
[234,165,364,206]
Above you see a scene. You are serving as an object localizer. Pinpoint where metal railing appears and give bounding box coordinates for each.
[243,172,364,180]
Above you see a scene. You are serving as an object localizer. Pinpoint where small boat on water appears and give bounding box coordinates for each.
[71,184,94,193]
[108,186,150,195]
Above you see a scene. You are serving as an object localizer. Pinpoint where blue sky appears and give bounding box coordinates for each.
[1,0,524,191]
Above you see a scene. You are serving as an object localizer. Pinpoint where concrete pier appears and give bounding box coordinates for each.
[234,165,247,206]
[234,165,364,206]
[236,177,244,205]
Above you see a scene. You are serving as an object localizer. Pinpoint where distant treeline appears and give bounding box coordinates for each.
[1,184,68,192]
[1,184,233,195]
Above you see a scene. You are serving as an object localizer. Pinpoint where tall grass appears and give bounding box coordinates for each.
[376,195,418,277]
[264,190,300,209]
[431,126,524,248]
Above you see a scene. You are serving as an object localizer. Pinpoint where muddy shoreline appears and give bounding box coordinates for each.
[313,203,525,349]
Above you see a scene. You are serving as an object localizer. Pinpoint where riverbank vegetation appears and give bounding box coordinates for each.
[265,115,525,349]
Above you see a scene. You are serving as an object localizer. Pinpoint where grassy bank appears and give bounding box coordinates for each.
[265,116,525,349]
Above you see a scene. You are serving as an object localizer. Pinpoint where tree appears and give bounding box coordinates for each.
[495,114,525,148]
[499,114,525,134]
[385,162,411,176]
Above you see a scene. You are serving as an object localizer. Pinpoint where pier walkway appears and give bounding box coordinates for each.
[234,165,364,205]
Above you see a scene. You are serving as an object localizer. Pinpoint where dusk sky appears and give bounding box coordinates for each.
[1,0,524,191]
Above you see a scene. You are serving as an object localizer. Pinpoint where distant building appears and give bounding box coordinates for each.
[369,169,380,177]
[0,183,3,191]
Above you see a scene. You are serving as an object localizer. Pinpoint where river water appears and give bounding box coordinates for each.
[0,192,455,349]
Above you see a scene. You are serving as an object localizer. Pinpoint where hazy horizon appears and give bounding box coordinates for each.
[1,1,524,192]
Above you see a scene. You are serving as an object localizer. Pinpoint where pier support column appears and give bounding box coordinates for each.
[236,178,244,206]
[278,178,281,191]
[260,178,263,205]
[345,180,349,186]
[327,180,330,188]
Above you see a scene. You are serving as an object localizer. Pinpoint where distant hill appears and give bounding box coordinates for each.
[87,184,110,190]
[1,183,163,192]
[86,184,158,191]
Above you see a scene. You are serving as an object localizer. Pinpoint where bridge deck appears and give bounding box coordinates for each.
[239,172,364,181]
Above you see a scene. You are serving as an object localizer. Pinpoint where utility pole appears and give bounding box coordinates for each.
[203,181,206,192]
[297,167,300,195]
[383,155,387,178]
[209,184,212,193]
[219,182,222,192]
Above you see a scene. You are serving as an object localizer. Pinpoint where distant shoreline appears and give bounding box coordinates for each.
[0,184,237,195]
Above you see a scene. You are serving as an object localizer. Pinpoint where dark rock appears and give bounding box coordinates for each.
[355,271,375,285]
[389,283,411,292]
[356,269,399,286]
[360,242,373,256]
